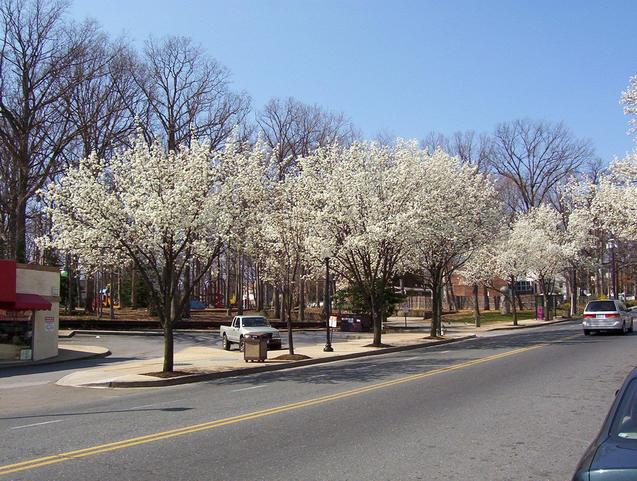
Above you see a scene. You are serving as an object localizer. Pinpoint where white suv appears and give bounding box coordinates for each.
[582,300,634,335]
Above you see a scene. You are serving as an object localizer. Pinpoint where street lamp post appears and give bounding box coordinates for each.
[323,255,333,352]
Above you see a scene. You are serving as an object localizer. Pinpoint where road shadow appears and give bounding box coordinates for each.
[205,324,623,388]
[0,406,193,421]
[0,356,135,378]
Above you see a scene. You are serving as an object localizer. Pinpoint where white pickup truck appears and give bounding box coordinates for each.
[219,315,282,351]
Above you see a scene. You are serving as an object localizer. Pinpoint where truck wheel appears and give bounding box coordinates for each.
[222,334,231,351]
[239,336,245,352]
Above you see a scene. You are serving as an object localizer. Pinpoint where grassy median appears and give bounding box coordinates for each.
[443,309,537,325]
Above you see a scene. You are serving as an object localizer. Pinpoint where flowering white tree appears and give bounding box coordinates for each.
[622,75,637,135]
[300,141,420,346]
[257,173,316,355]
[506,205,592,321]
[409,149,501,336]
[41,134,265,372]
[557,178,598,315]
[592,149,637,241]
[458,236,509,326]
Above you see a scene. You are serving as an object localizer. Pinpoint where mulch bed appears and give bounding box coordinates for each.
[142,371,192,378]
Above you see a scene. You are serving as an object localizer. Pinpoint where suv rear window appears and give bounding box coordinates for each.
[585,301,617,312]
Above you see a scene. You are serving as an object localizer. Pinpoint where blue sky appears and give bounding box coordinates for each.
[69,0,637,162]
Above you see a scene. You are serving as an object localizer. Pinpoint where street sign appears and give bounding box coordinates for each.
[328,315,338,327]
[401,303,409,314]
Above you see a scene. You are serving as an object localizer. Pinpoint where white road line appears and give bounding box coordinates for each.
[231,385,266,392]
[436,350,450,354]
[10,419,63,430]
[129,398,188,410]
[402,356,420,361]
[0,380,50,390]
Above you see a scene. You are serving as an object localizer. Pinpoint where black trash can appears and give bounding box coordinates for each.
[339,313,372,332]
[244,333,268,363]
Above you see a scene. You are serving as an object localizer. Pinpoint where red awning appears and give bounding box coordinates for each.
[0,293,52,311]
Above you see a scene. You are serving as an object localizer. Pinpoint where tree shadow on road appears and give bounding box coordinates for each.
[204,325,620,389]
[0,406,193,421]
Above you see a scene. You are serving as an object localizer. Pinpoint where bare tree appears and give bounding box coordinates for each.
[132,35,251,153]
[258,97,357,180]
[422,130,492,170]
[488,119,594,213]
[65,40,141,160]
[0,0,103,261]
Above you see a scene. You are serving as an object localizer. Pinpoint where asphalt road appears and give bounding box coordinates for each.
[0,321,634,480]
[0,330,364,409]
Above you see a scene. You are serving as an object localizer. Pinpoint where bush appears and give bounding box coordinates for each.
[333,282,405,320]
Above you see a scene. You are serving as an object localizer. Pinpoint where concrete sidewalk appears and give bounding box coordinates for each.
[0,344,110,368]
[56,332,475,388]
[54,316,575,389]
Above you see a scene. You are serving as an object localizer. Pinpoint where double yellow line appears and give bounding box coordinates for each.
[0,341,550,477]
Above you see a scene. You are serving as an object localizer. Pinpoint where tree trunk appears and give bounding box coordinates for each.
[542,280,550,322]
[183,264,191,318]
[109,271,115,320]
[286,287,294,355]
[274,287,281,320]
[162,310,174,372]
[161,263,177,373]
[224,250,231,314]
[15,187,27,263]
[236,255,244,315]
[256,274,263,311]
[473,283,481,327]
[371,294,382,347]
[482,285,490,310]
[65,255,72,314]
[445,276,457,312]
[510,276,518,326]
[116,268,121,309]
[299,268,305,322]
[430,274,443,337]
[97,272,103,319]
[570,267,577,317]
[131,266,136,308]
[516,290,524,310]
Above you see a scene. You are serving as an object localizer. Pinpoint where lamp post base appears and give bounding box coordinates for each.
[323,344,334,352]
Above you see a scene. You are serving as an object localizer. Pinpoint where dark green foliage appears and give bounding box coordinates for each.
[119,272,152,308]
[334,282,405,319]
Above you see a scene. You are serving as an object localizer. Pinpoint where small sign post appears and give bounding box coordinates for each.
[401,303,409,327]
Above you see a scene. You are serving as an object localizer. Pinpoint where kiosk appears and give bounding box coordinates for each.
[0,260,60,361]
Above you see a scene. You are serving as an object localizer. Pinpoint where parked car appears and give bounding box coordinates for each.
[572,367,637,480]
[582,300,633,335]
[219,315,282,351]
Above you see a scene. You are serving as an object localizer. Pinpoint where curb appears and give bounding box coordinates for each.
[64,328,347,337]
[0,348,111,369]
[483,318,577,332]
[69,330,165,337]
[86,335,476,388]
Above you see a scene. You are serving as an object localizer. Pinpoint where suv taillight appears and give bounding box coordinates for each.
[606,313,621,318]
[583,314,595,318]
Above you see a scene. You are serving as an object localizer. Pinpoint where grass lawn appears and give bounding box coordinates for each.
[443,309,537,325]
